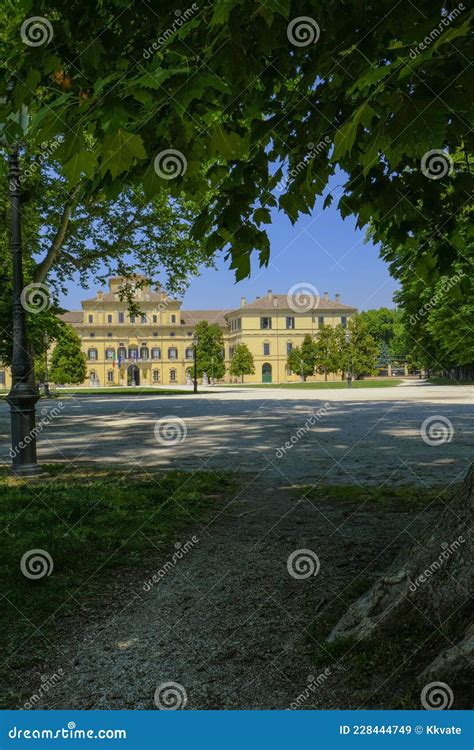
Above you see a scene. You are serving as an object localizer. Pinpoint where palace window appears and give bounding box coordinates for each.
[187,331,193,336]
[107,332,113,338]
[153,332,158,337]
[229,346,235,359]
[260,317,272,329]
[107,370,114,383]
[341,316,347,328]
[287,342,293,354]
[286,316,295,329]
[128,347,138,360]
[169,331,176,337]
[140,314,147,323]
[169,368,177,382]
[118,347,127,360]
[105,348,115,360]
[118,312,124,323]
[317,316,325,328]
[168,347,178,359]
[151,347,161,359]
[88,314,93,323]
[171,314,176,323]
[263,342,270,356]
[140,346,149,360]
[87,348,98,360]
[107,314,113,324]
[153,369,160,383]
[90,333,95,338]
[130,314,136,323]
[0,371,5,386]
[152,314,158,323]
[185,348,194,359]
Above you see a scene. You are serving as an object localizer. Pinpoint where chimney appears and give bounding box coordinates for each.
[335,293,340,303]
[241,296,246,307]
[97,291,104,301]
[268,289,273,300]
[273,298,278,308]
[323,291,329,302]
[256,296,260,300]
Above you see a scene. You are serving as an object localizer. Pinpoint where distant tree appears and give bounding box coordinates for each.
[229,343,255,383]
[346,318,379,379]
[287,335,317,381]
[194,321,226,380]
[49,326,87,384]
[314,325,340,380]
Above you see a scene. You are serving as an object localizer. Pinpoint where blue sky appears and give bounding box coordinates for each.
[59,183,399,313]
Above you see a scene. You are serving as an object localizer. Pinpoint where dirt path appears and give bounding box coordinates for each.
[35,476,435,710]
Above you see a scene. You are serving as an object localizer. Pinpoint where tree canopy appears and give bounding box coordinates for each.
[193,320,226,380]
[49,324,86,384]
[229,343,255,382]
[2,0,471,282]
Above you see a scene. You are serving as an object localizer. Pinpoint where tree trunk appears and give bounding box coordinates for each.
[328,465,473,682]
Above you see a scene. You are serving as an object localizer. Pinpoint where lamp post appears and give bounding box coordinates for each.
[5,144,42,475]
[193,335,199,393]
[345,330,352,388]
[43,332,50,397]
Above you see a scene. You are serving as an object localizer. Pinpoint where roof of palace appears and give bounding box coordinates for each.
[227,293,357,314]
[180,310,231,327]
[60,311,83,323]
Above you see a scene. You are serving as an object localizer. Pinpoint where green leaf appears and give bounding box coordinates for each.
[62,151,97,185]
[333,103,376,160]
[208,126,249,159]
[101,129,147,178]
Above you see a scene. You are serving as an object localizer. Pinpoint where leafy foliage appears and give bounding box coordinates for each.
[2,0,471,282]
[193,320,226,380]
[229,343,255,382]
[49,324,87,384]
[287,334,318,380]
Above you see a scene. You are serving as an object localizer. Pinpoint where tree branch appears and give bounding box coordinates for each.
[33,189,78,284]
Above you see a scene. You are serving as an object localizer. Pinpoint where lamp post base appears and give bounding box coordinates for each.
[6,382,42,475]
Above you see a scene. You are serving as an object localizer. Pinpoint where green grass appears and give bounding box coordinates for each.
[428,377,474,386]
[0,465,235,708]
[53,387,192,396]
[223,379,402,389]
[303,483,452,512]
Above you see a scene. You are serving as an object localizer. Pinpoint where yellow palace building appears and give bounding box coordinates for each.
[0,276,357,388]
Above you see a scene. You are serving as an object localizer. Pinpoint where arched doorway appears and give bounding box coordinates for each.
[262,363,272,383]
[127,364,140,386]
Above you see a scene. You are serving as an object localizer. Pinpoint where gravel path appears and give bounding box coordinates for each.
[35,477,436,710]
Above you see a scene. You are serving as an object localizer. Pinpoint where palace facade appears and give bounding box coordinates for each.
[0,277,357,388]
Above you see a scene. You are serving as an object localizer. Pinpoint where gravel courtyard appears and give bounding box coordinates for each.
[0,382,472,485]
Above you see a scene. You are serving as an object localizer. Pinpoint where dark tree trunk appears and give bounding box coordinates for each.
[328,465,473,682]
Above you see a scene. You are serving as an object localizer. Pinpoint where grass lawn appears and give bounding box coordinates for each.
[304,483,451,512]
[428,377,474,386]
[52,387,193,396]
[0,465,235,708]
[223,379,402,389]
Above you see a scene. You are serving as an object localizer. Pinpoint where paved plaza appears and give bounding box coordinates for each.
[1,382,472,486]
